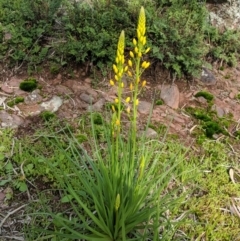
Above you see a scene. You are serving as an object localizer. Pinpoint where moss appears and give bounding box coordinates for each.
[40,111,56,121]
[194,91,214,102]
[155,99,164,105]
[7,96,24,107]
[19,78,37,92]
[236,93,240,100]
[203,121,225,138]
[92,112,103,125]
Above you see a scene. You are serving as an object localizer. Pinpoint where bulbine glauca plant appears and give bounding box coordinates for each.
[26,6,184,241]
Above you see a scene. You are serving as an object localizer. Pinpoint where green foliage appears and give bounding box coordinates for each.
[205,26,240,67]
[40,110,56,121]
[194,91,214,102]
[7,96,24,107]
[19,77,37,91]
[155,99,164,105]
[147,0,208,78]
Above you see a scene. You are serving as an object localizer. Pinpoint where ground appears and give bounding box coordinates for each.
[1,61,240,240]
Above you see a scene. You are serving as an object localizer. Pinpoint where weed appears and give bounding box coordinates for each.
[194,91,214,102]
[40,111,56,121]
[7,96,24,107]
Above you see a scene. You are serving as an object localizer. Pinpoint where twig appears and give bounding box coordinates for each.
[0,204,27,232]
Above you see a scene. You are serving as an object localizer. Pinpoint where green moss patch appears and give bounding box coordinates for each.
[194,91,214,102]
[7,96,24,107]
[19,78,37,92]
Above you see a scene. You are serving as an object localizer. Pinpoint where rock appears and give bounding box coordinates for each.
[1,84,14,94]
[55,85,73,95]
[212,104,225,117]
[84,77,92,84]
[160,85,179,109]
[17,103,43,116]
[0,111,24,128]
[24,89,43,104]
[40,96,63,112]
[145,128,158,139]
[63,80,88,93]
[79,93,94,104]
[86,88,98,99]
[138,101,152,115]
[8,76,22,87]
[201,68,217,85]
[88,98,105,112]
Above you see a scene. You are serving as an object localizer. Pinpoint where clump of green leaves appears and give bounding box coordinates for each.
[7,96,24,107]
[19,78,37,91]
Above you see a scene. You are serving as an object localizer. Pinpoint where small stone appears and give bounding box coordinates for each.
[24,89,43,104]
[88,98,105,112]
[40,96,63,112]
[145,128,158,139]
[212,105,225,118]
[201,68,217,85]
[86,88,98,99]
[138,101,152,115]
[84,77,92,84]
[55,85,73,95]
[160,85,179,109]
[0,111,24,128]
[79,93,94,104]
[1,84,14,94]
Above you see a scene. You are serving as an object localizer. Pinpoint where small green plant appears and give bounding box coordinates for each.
[19,78,37,92]
[7,96,24,107]
[155,99,164,105]
[40,110,56,121]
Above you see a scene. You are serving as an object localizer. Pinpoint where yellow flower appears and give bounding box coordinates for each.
[116,119,120,126]
[145,47,150,54]
[126,106,130,114]
[124,66,128,72]
[117,31,125,55]
[138,52,142,58]
[127,71,132,77]
[133,38,137,46]
[128,59,133,67]
[115,193,120,211]
[130,83,133,91]
[125,97,130,103]
[110,79,114,86]
[115,98,119,104]
[142,36,146,46]
[144,62,150,68]
[142,80,147,87]
[121,82,124,88]
[130,51,134,58]
[135,99,139,106]
[138,7,146,36]
[141,61,150,69]
[115,57,119,64]
[115,75,119,81]
[113,64,118,74]
[134,47,138,54]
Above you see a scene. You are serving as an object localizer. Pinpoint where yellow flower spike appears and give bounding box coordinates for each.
[117,31,125,56]
[142,80,147,87]
[113,64,118,74]
[128,59,133,67]
[133,38,137,46]
[115,98,119,104]
[130,83,133,90]
[126,106,130,114]
[112,105,116,112]
[125,97,130,103]
[121,82,124,88]
[115,75,119,81]
[134,47,138,54]
[115,193,120,212]
[127,71,132,77]
[130,51,134,58]
[138,7,146,36]
[145,47,150,54]
[110,79,114,86]
[135,99,139,106]
[116,119,120,126]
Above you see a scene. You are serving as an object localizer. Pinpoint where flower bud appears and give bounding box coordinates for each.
[121,82,124,88]
[110,79,114,86]
[116,119,120,126]
[127,71,132,77]
[128,59,133,67]
[126,106,130,114]
[115,98,119,104]
[113,64,118,74]
[133,38,137,46]
[142,80,146,87]
[145,47,150,54]
[124,66,128,72]
[125,97,130,103]
[130,51,134,58]
[135,99,139,106]
[115,75,119,81]
[134,47,138,54]
[130,83,133,91]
